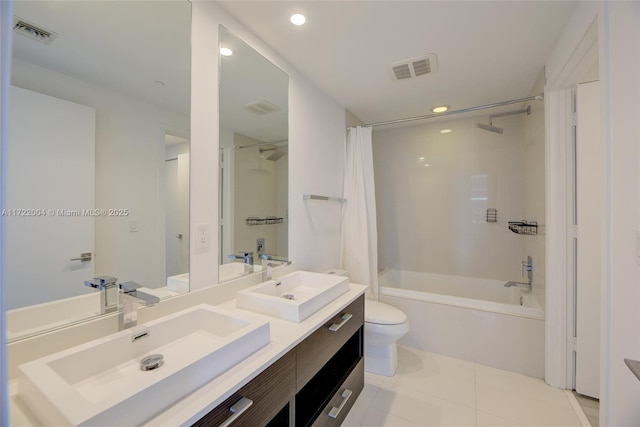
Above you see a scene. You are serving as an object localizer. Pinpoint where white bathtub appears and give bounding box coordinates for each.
[378,269,545,378]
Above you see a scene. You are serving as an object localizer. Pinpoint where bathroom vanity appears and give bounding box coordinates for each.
[9,277,366,426]
[194,296,364,427]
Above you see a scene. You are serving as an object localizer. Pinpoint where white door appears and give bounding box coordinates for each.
[165,152,189,277]
[6,86,95,309]
[575,80,602,398]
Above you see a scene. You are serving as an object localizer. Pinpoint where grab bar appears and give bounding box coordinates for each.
[303,194,346,203]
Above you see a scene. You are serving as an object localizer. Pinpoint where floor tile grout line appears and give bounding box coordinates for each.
[474,362,479,427]
[359,382,381,426]
[565,389,593,427]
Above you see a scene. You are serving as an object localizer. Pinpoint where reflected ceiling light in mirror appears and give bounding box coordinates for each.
[431,105,449,113]
[290,13,306,26]
[440,129,452,134]
[220,47,233,56]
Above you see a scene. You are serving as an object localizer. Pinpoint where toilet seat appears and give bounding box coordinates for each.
[365,300,407,325]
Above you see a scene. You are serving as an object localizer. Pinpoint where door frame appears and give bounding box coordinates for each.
[545,19,599,390]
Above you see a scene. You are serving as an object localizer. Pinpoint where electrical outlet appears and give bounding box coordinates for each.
[196,223,209,251]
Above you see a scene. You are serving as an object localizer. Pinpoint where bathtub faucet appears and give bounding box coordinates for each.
[506,256,533,291]
[504,281,531,291]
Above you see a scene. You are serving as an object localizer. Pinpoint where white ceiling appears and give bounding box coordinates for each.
[11,1,191,117]
[218,1,578,125]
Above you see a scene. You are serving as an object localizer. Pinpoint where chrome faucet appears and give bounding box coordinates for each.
[504,281,532,291]
[84,276,119,314]
[119,281,160,329]
[228,252,254,273]
[505,256,533,291]
[262,265,273,282]
[260,254,291,265]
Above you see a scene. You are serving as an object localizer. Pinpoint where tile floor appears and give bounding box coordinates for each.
[343,346,589,427]
[572,392,599,427]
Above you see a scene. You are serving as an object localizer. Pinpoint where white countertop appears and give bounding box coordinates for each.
[9,283,367,426]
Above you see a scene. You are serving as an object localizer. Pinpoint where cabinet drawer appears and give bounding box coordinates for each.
[310,358,364,427]
[296,295,364,390]
[193,350,296,427]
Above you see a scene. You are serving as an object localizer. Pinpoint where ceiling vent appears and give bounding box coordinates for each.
[243,100,281,115]
[390,54,438,81]
[13,16,58,45]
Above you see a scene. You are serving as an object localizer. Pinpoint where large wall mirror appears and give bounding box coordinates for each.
[6,1,191,341]
[219,26,288,283]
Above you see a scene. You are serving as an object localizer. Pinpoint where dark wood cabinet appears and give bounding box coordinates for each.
[192,350,296,427]
[296,296,364,390]
[193,295,364,427]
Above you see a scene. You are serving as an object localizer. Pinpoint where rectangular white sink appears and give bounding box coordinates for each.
[236,270,350,322]
[18,304,270,426]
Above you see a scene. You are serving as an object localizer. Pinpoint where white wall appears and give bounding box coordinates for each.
[373,115,526,282]
[232,133,281,257]
[190,1,346,289]
[545,1,640,424]
[11,59,189,289]
[601,2,640,424]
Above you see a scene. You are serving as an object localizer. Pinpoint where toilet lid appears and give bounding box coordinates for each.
[365,300,407,325]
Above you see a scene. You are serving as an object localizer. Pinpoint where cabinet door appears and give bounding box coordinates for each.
[297,296,364,389]
[193,350,296,427]
[311,358,364,427]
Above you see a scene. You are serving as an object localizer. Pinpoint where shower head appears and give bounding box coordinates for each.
[477,122,504,134]
[476,105,530,135]
[266,151,286,161]
[259,147,286,161]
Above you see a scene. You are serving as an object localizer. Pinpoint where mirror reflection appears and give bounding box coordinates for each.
[218,26,288,283]
[6,1,191,341]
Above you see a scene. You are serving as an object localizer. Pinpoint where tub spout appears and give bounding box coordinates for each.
[504,281,532,291]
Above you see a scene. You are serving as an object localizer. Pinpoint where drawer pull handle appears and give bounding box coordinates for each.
[328,388,353,419]
[328,313,353,332]
[218,396,253,427]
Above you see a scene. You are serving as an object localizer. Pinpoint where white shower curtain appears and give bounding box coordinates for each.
[340,126,379,300]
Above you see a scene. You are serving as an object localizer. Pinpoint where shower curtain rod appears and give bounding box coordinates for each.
[357,93,544,128]
[236,139,288,150]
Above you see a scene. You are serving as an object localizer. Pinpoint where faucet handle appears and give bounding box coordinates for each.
[120,281,142,293]
[229,252,254,259]
[84,276,118,289]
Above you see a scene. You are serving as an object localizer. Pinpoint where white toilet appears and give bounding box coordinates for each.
[325,269,410,376]
[364,299,409,376]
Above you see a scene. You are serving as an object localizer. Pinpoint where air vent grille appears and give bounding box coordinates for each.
[243,100,281,115]
[412,59,431,76]
[13,17,58,45]
[389,54,438,81]
[392,64,412,80]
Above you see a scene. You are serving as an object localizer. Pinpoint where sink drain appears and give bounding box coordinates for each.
[140,354,164,371]
[282,293,296,300]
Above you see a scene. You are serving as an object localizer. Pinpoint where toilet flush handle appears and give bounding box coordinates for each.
[328,313,353,332]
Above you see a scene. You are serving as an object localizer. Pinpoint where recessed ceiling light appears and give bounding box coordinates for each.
[418,157,425,161]
[431,105,449,113]
[440,129,452,134]
[290,13,306,26]
[424,164,430,167]
[220,47,233,56]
